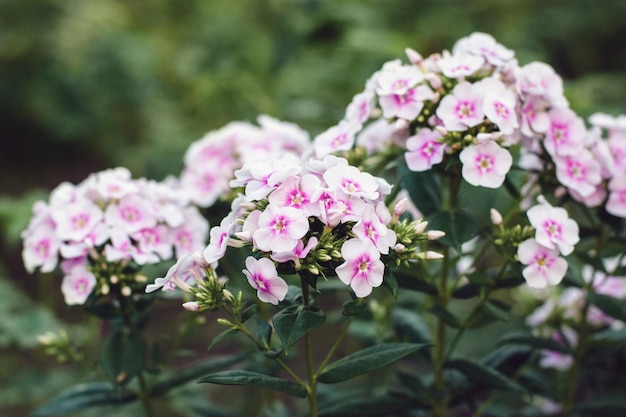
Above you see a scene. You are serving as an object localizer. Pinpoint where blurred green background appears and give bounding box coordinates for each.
[1,0,625,415]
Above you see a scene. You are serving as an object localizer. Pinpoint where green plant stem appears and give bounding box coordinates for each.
[432,247,450,417]
[316,310,359,374]
[562,294,591,417]
[119,296,155,417]
[301,277,319,417]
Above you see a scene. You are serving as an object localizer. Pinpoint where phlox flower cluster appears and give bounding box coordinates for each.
[180,115,312,208]
[149,153,436,306]
[314,32,626,203]
[517,196,580,289]
[523,259,626,370]
[21,167,209,305]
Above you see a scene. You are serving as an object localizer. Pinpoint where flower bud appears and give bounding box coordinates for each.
[427,230,445,240]
[134,274,147,283]
[490,208,503,226]
[435,126,449,137]
[121,286,132,297]
[223,289,236,303]
[424,251,444,260]
[394,243,406,253]
[404,47,423,65]
[308,265,320,275]
[100,283,110,295]
[424,73,442,89]
[414,220,428,234]
[110,275,118,284]
[393,198,408,216]
[182,301,200,312]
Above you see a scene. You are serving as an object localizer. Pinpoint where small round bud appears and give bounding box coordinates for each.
[427,230,446,240]
[182,301,200,312]
[414,220,428,235]
[490,208,503,226]
[393,198,409,216]
[121,286,132,297]
[405,47,423,65]
[109,275,118,284]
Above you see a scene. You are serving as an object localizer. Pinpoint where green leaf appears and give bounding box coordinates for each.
[318,342,430,383]
[151,354,245,397]
[498,332,573,353]
[100,329,147,385]
[391,268,438,295]
[589,327,626,347]
[198,370,307,398]
[30,382,136,417]
[342,299,366,316]
[574,399,626,417]
[208,328,239,351]
[256,315,272,349]
[272,305,325,350]
[426,208,480,249]
[445,358,527,392]
[400,165,441,216]
[241,304,258,322]
[391,308,432,347]
[587,292,626,322]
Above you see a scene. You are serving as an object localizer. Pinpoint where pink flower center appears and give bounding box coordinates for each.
[551,123,568,143]
[456,101,475,118]
[72,213,90,230]
[121,206,142,223]
[566,160,585,180]
[494,102,510,119]
[542,220,562,239]
[475,154,494,173]
[74,278,91,294]
[341,179,361,193]
[36,239,50,257]
[331,133,350,149]
[271,216,288,233]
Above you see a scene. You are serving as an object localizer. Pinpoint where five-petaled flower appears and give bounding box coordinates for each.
[243,256,288,305]
[336,238,385,298]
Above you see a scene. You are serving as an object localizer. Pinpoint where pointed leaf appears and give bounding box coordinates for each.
[256,316,272,349]
[30,383,136,417]
[272,305,325,350]
[400,165,441,216]
[498,332,573,354]
[100,329,147,385]
[342,299,366,316]
[445,358,527,392]
[208,328,239,351]
[151,354,245,396]
[318,342,430,383]
[426,208,479,249]
[392,268,438,295]
[198,370,307,398]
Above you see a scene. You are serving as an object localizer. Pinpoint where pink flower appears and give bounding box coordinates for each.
[336,238,385,298]
[323,164,380,201]
[91,167,138,200]
[352,205,395,255]
[170,207,210,257]
[527,199,579,256]
[543,108,586,157]
[61,265,97,305]
[405,128,445,171]
[539,327,576,370]
[345,90,376,124]
[437,53,485,78]
[607,175,626,217]
[268,174,321,217]
[477,78,519,135]
[132,225,173,260]
[459,140,513,188]
[105,194,157,235]
[436,82,485,131]
[553,150,602,198]
[22,220,61,273]
[253,204,309,253]
[203,214,236,265]
[452,32,515,66]
[516,62,567,107]
[271,237,318,265]
[517,238,568,288]
[51,200,103,242]
[316,190,366,227]
[243,256,288,305]
[146,252,208,293]
[378,84,434,121]
[313,120,361,158]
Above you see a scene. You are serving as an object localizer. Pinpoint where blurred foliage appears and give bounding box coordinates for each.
[1,0,625,415]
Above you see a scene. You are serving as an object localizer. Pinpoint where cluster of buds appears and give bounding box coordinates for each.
[21,167,209,305]
[148,153,442,305]
[37,330,83,364]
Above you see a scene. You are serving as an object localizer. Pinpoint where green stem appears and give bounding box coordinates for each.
[432,247,450,417]
[316,311,358,375]
[301,277,319,417]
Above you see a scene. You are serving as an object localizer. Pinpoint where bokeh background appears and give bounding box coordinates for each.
[1,0,625,415]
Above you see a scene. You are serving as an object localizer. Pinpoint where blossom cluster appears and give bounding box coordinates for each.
[21,167,209,305]
[180,115,312,208]
[149,153,438,308]
[313,31,626,217]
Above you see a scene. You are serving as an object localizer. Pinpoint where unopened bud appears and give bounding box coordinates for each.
[37,332,55,346]
[100,283,110,295]
[414,220,428,234]
[424,251,444,260]
[223,289,236,303]
[427,230,446,240]
[240,201,257,211]
[110,275,118,284]
[394,243,406,253]
[394,118,409,131]
[217,318,235,328]
[121,286,132,297]
[182,301,200,312]
[308,265,320,275]
[404,47,423,65]
[435,126,448,137]
[424,73,442,89]
[135,274,147,283]
[393,198,409,216]
[490,208,503,226]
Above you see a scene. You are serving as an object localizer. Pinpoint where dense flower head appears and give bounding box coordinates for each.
[21,167,209,305]
[181,115,312,207]
[153,153,438,307]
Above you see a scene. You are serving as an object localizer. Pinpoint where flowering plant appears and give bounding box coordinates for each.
[25,33,626,417]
